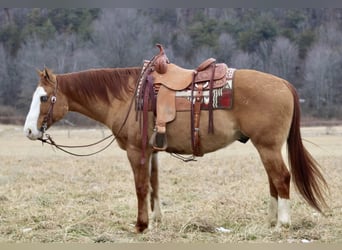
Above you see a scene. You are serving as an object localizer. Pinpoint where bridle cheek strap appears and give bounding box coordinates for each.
[41,95,57,132]
[40,79,58,133]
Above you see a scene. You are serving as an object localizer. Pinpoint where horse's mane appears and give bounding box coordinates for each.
[57,67,141,105]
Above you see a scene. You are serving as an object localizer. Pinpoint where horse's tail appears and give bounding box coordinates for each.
[287,83,329,213]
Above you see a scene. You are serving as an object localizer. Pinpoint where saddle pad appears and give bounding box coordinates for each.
[175,67,235,111]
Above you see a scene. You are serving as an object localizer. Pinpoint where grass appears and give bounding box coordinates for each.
[0,125,341,242]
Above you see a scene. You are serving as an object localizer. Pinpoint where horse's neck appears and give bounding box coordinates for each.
[57,69,137,128]
[68,95,110,125]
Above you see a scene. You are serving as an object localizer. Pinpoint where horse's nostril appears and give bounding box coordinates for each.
[27,128,32,135]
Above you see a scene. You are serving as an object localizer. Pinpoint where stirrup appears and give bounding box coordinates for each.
[150,131,168,151]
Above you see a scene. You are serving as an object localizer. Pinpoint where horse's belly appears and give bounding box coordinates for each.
[165,110,237,155]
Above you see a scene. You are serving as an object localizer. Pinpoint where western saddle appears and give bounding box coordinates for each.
[136,44,232,159]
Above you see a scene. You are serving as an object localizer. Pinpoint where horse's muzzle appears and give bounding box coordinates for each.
[24,127,43,140]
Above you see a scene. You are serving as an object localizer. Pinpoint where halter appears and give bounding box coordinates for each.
[40,77,58,133]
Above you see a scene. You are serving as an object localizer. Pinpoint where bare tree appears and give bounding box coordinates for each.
[0,44,7,82]
[304,43,339,116]
[303,23,342,117]
[269,37,299,82]
[3,8,11,23]
[167,33,193,67]
[92,9,154,67]
[17,33,100,114]
[231,50,263,70]
[217,33,236,63]
[256,40,273,72]
[191,46,216,66]
[0,44,9,105]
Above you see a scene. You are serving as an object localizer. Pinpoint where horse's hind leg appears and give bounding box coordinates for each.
[150,152,162,222]
[257,146,291,228]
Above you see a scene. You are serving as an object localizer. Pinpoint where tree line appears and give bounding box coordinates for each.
[1,8,341,125]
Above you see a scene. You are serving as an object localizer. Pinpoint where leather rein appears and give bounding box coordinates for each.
[37,74,138,157]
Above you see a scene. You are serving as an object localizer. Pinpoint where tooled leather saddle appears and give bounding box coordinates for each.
[136,44,235,159]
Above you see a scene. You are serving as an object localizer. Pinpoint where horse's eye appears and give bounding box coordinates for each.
[40,96,48,102]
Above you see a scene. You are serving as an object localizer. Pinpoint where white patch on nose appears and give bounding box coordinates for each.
[23,86,47,140]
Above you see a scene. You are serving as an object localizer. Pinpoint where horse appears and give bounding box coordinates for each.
[23,64,328,233]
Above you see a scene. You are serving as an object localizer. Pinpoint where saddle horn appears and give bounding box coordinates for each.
[156,44,164,54]
[154,44,169,74]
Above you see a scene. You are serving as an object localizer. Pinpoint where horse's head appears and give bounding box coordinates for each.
[24,67,68,140]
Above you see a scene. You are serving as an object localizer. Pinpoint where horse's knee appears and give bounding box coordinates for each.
[136,184,149,200]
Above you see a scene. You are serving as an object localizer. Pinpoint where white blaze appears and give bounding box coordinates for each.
[23,86,47,140]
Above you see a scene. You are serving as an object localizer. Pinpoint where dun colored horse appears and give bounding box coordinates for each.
[24,63,328,233]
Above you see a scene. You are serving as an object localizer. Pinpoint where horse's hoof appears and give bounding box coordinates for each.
[274,221,291,232]
[135,222,148,233]
[266,215,277,228]
[152,212,162,223]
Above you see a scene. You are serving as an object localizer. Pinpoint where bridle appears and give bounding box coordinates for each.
[40,78,58,134]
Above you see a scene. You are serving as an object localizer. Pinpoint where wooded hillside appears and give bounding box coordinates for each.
[1,8,341,124]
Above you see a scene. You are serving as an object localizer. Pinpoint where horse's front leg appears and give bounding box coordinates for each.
[127,146,151,233]
[150,152,162,222]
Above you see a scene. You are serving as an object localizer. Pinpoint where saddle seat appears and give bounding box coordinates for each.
[152,60,228,91]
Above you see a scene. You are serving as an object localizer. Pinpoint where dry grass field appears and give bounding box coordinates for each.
[0,124,341,243]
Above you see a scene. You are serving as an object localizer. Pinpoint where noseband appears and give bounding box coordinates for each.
[40,78,58,133]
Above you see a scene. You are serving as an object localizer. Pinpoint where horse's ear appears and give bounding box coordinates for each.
[43,67,51,80]
[36,68,43,77]
[42,67,56,84]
